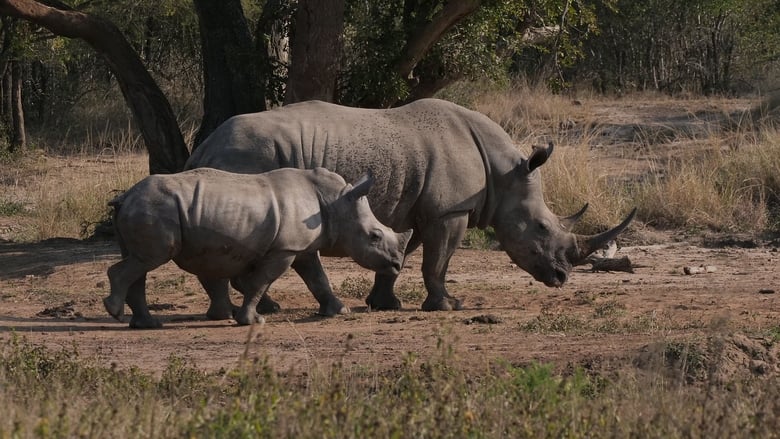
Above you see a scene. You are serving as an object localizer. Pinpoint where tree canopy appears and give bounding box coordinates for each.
[0,0,777,172]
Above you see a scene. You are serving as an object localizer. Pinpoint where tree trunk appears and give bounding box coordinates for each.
[8,58,22,151]
[284,0,344,104]
[255,0,290,108]
[192,0,266,147]
[0,0,189,174]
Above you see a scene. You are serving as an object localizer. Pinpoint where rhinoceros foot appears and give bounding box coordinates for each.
[365,292,402,311]
[421,296,462,312]
[103,295,125,320]
[206,303,236,321]
[256,295,282,314]
[233,307,265,326]
[129,315,162,329]
[318,298,350,317]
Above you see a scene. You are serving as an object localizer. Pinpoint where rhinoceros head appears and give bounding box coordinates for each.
[492,143,636,287]
[330,171,412,276]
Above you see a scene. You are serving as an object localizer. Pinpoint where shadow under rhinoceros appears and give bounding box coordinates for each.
[0,237,119,280]
[0,313,245,332]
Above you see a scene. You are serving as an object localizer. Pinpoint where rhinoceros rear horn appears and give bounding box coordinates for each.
[559,203,589,230]
[347,170,375,200]
[575,208,637,262]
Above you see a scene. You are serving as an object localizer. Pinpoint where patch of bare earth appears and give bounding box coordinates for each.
[1,237,778,379]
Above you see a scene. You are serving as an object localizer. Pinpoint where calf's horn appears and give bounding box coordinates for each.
[575,208,637,262]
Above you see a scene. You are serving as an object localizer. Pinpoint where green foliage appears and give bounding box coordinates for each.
[574,0,780,94]
[769,326,780,344]
[462,227,497,249]
[0,199,27,216]
[341,0,600,106]
[341,1,410,106]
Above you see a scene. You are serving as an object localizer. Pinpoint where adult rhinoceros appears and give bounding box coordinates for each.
[185,98,635,313]
[104,167,410,328]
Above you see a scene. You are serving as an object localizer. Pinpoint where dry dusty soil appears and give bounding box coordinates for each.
[1,97,779,379]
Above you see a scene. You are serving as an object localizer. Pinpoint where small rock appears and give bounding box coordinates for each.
[683,265,717,275]
[464,314,502,325]
[758,289,776,294]
[37,301,78,318]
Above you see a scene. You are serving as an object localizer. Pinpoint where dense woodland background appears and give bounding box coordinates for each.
[0,0,778,172]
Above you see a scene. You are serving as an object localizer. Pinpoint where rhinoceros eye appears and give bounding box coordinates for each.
[369,229,383,243]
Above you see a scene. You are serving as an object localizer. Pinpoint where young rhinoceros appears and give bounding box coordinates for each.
[104,167,410,329]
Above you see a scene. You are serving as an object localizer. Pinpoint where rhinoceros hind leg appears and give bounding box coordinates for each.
[418,214,468,312]
[126,273,163,329]
[257,294,282,314]
[291,253,349,316]
[105,257,152,322]
[199,276,235,320]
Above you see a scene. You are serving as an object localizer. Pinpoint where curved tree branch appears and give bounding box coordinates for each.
[394,0,480,80]
[0,0,189,174]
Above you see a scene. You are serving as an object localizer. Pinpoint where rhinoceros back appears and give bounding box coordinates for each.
[185,99,515,231]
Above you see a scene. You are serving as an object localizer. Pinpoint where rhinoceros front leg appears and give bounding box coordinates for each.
[365,233,422,311]
[231,255,295,326]
[200,278,281,319]
[291,252,349,316]
[419,214,469,311]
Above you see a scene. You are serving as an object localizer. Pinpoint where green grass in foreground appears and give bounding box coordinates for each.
[2,334,779,438]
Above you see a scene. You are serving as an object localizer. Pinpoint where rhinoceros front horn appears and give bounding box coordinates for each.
[575,208,637,262]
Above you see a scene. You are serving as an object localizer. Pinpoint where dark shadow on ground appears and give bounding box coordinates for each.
[0,238,119,280]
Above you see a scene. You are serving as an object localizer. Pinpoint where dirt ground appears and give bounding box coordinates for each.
[1,96,779,378]
[2,227,779,378]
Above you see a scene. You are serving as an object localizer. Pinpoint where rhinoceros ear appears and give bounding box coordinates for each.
[520,141,554,175]
[346,170,375,200]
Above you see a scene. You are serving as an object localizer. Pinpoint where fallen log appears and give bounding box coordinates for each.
[589,256,634,273]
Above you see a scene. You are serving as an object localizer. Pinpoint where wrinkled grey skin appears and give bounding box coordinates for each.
[185,98,635,312]
[104,167,410,328]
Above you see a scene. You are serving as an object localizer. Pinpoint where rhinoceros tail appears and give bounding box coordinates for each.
[108,193,130,257]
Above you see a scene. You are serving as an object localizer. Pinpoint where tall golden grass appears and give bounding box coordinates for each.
[473,83,780,236]
[31,153,147,240]
[0,129,148,241]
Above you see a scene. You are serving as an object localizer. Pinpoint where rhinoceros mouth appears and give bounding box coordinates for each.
[370,259,403,276]
[388,260,403,275]
[509,256,570,287]
[539,265,569,287]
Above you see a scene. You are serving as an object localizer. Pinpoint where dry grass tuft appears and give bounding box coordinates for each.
[0,148,147,241]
